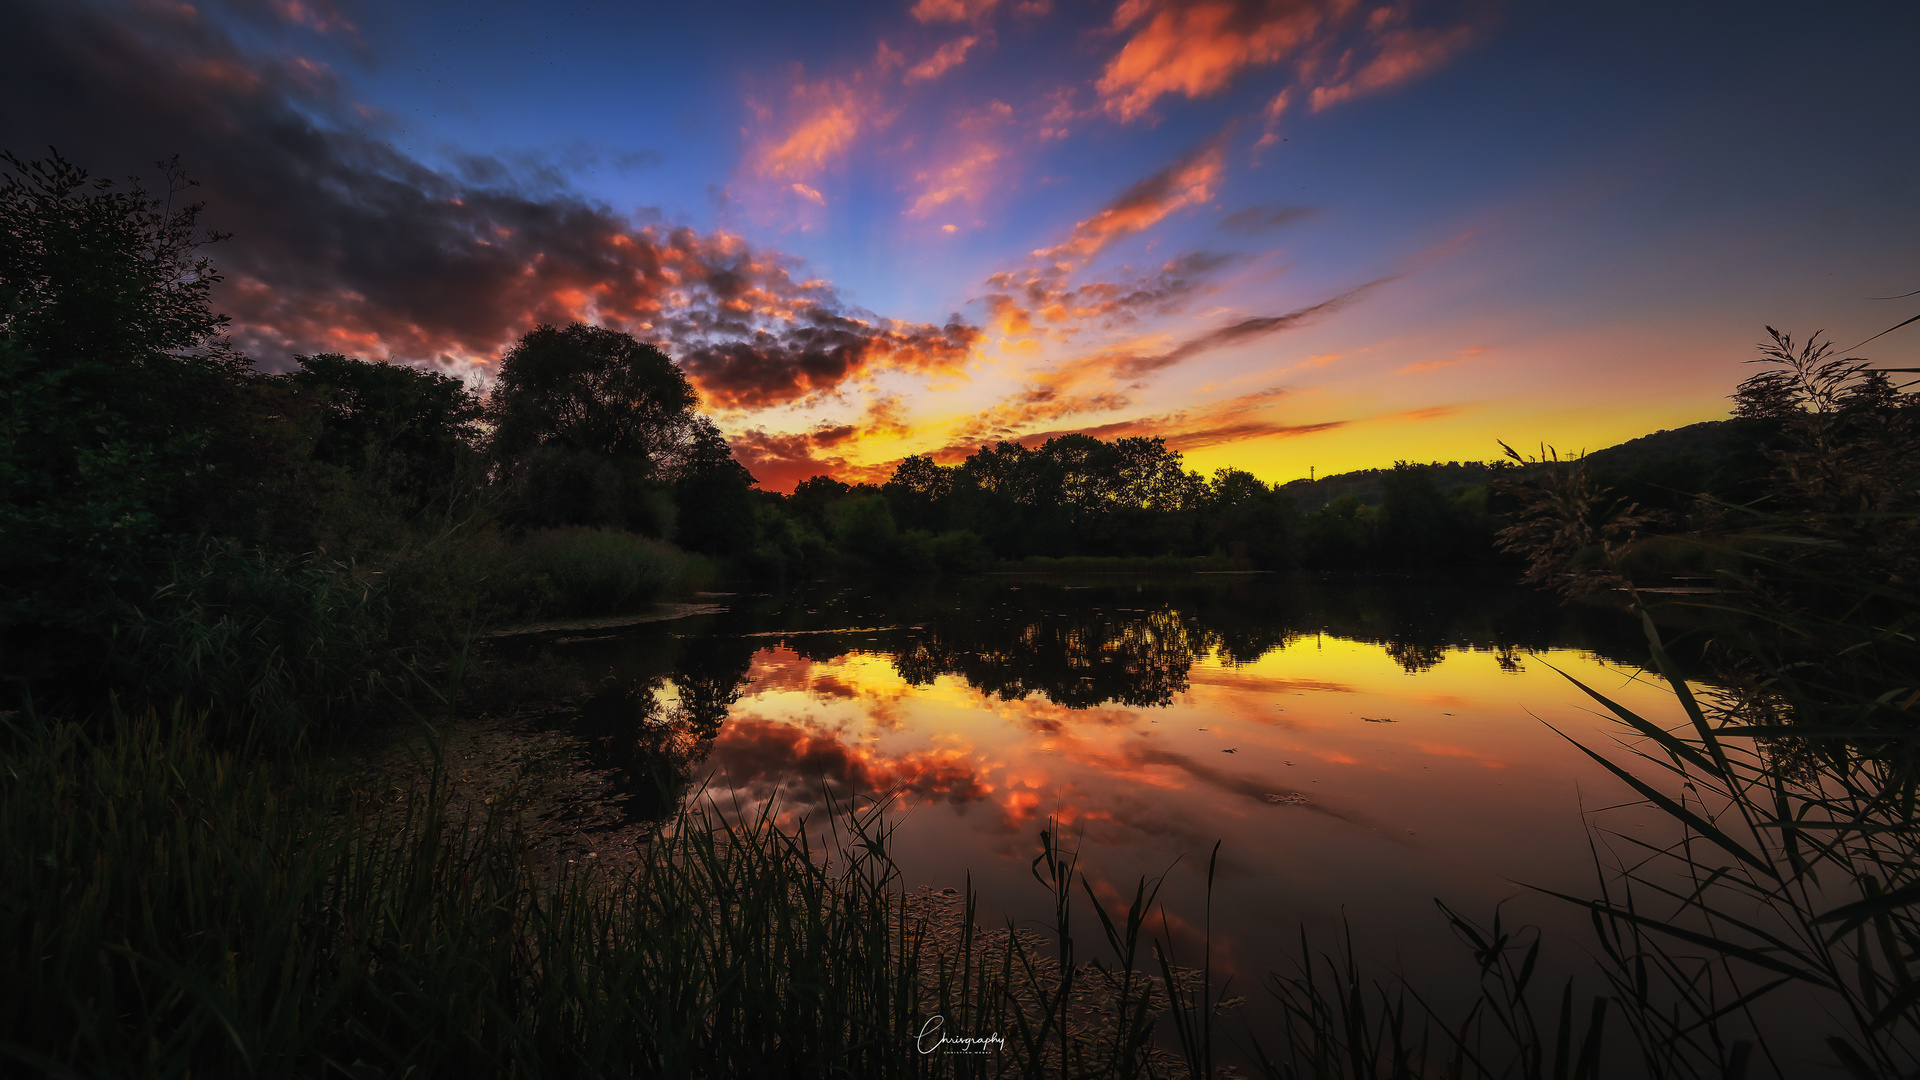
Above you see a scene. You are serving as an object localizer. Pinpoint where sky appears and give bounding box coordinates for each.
[4,0,1916,491]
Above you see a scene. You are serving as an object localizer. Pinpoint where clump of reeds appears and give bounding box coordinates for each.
[103,539,388,740]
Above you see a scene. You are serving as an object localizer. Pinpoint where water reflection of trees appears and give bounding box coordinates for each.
[566,632,758,820]
[895,607,1219,708]
[708,573,1645,709]
[509,573,1650,823]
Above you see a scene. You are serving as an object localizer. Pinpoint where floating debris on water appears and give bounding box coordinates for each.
[1222,748,1237,753]
[1266,793,1309,805]
[1361,717,1397,723]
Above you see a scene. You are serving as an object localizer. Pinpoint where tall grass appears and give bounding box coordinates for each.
[104,540,386,740]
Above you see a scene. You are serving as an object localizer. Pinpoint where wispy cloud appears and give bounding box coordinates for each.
[1218,202,1318,233]
[983,251,1232,336]
[1306,13,1477,111]
[1032,135,1227,266]
[906,34,984,83]
[910,0,1002,23]
[1097,0,1328,122]
[748,66,891,183]
[952,279,1386,447]
[1094,0,1483,126]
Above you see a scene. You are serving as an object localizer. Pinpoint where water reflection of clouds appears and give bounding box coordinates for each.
[709,715,995,812]
[712,646,1369,856]
[1414,742,1510,769]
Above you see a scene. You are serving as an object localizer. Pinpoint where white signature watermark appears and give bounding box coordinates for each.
[916,1015,1006,1056]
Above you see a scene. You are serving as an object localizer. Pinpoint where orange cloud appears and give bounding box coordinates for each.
[905,127,1009,218]
[940,384,1341,462]
[1031,135,1226,265]
[682,308,980,410]
[1396,358,1457,374]
[1253,87,1292,149]
[910,0,1001,22]
[1097,0,1330,121]
[1308,20,1476,111]
[1046,395,1346,453]
[1381,405,1457,422]
[268,0,357,36]
[1094,0,1480,130]
[753,78,876,180]
[982,251,1231,337]
[953,278,1384,452]
[905,34,982,83]
[728,402,919,491]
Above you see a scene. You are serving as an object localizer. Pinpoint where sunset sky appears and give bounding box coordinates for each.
[5,0,1915,490]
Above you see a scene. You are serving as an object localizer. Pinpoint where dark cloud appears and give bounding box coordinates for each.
[1111,276,1392,381]
[677,310,979,410]
[0,0,975,406]
[1218,203,1318,234]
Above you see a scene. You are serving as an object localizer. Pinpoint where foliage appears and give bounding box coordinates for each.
[770,441,1521,575]
[1493,445,1667,598]
[1496,328,1918,727]
[1526,615,1920,1078]
[0,151,739,725]
[514,526,688,617]
[288,351,485,512]
[486,322,760,554]
[0,152,248,677]
[486,322,700,469]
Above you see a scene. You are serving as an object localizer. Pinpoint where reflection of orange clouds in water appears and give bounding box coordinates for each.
[710,716,994,808]
[1416,743,1509,769]
[743,648,920,728]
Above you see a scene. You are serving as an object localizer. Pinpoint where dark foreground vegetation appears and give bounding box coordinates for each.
[4,150,1919,1076]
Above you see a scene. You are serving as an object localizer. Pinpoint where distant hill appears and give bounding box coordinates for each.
[1583,420,1734,475]
[1276,461,1515,507]
[1277,420,1740,507]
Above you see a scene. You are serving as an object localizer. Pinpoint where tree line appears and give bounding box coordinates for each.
[775,438,1522,575]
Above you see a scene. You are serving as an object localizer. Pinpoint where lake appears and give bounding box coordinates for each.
[486,571,1699,1041]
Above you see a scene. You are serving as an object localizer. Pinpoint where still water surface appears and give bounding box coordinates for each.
[520,573,1686,1018]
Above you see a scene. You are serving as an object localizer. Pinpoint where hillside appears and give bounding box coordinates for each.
[1278,420,1739,507]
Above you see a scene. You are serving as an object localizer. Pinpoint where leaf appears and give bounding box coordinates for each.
[1548,725,1779,881]
[1530,886,1830,987]
[1812,882,1920,939]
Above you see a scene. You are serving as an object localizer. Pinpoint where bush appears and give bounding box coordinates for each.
[516,527,686,616]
